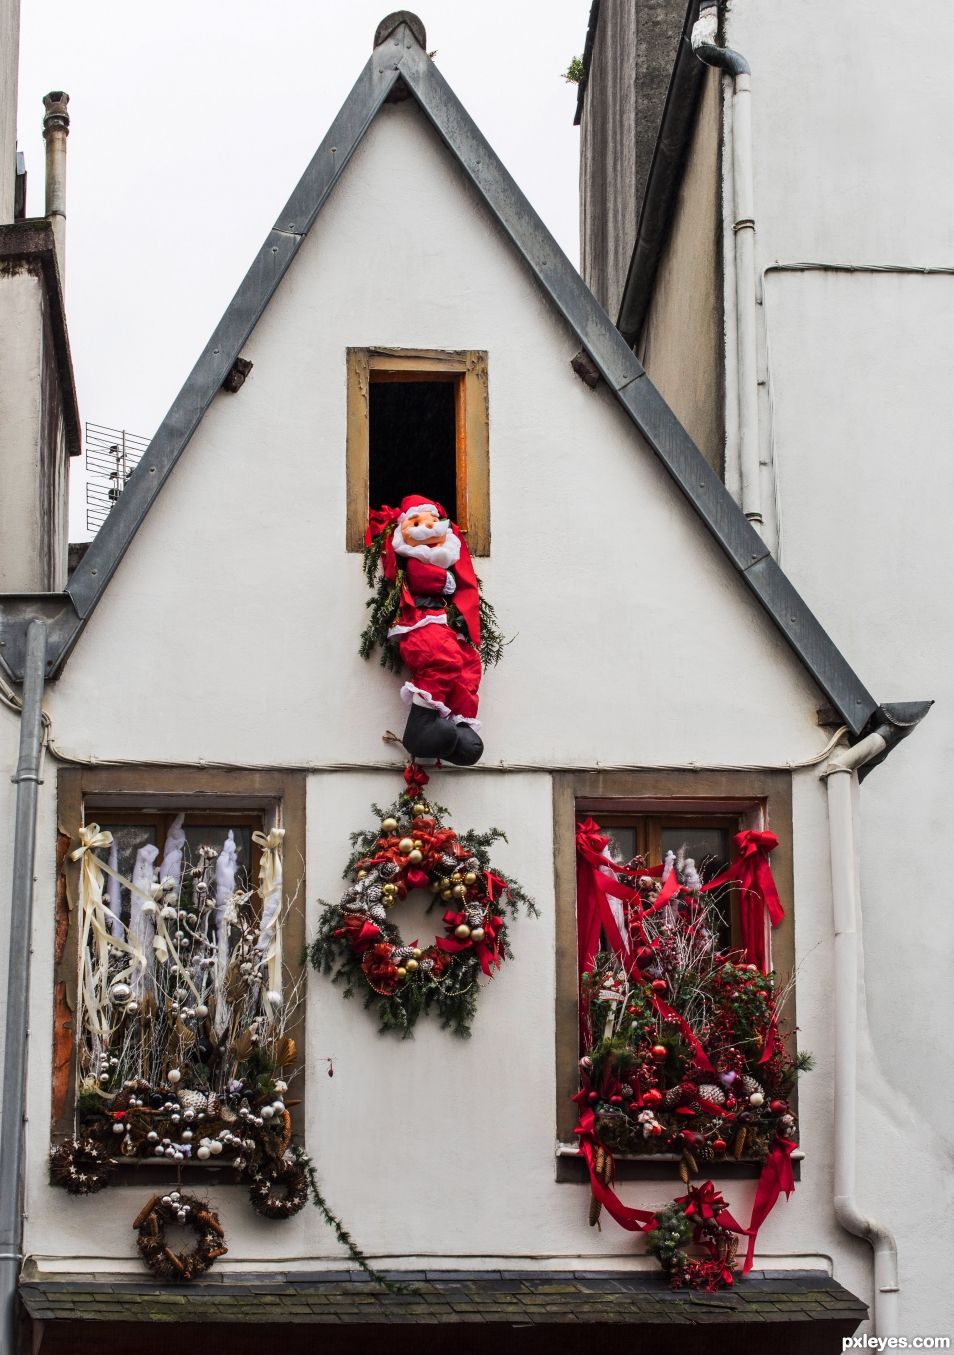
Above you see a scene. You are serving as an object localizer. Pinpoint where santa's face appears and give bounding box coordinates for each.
[400,509,449,548]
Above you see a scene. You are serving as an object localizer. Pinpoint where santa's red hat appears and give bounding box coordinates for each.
[397,494,447,520]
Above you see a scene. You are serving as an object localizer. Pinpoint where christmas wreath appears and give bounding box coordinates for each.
[309,765,537,1037]
[248,1156,310,1219]
[49,1136,114,1195]
[574,819,811,1288]
[133,1190,227,1281]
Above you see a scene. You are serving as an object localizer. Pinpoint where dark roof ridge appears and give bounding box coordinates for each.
[0,17,928,750]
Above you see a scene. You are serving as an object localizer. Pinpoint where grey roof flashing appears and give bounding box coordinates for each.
[0,14,931,764]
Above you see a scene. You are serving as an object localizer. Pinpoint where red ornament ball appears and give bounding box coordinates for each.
[643,1088,664,1106]
[651,979,668,994]
[650,1045,668,1062]
[712,1138,727,1154]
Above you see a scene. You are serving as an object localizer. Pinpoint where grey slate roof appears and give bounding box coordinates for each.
[20,1269,867,1332]
[0,15,929,747]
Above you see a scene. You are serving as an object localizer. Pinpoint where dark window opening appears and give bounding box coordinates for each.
[369,377,458,519]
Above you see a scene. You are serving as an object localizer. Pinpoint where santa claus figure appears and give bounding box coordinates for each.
[372,494,484,765]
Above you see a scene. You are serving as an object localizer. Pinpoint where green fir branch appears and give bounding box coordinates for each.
[293,1147,410,1292]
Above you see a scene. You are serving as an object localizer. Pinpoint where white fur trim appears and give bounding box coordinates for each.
[400,684,482,731]
[387,614,449,639]
[400,683,452,719]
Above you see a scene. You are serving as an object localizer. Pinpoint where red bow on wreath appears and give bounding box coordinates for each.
[361,943,400,995]
[438,910,505,975]
[675,1180,748,1237]
[340,914,383,954]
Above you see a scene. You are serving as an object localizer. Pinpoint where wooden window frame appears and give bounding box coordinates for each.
[345,346,490,555]
[53,766,307,1176]
[552,769,795,1159]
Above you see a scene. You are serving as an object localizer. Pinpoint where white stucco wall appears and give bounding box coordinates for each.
[716,0,954,1332]
[0,270,46,591]
[16,97,858,1287]
[0,0,19,225]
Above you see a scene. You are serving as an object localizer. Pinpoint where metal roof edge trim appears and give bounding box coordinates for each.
[64,41,405,625]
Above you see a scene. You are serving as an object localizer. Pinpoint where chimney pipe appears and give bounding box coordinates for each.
[42,89,69,280]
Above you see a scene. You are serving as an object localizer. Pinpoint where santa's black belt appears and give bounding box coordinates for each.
[411,596,447,609]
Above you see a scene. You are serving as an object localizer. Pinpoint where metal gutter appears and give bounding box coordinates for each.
[0,14,924,746]
[0,619,49,1355]
[616,0,704,346]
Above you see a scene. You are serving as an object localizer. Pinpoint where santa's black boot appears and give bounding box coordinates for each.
[446,722,484,766]
[402,702,459,761]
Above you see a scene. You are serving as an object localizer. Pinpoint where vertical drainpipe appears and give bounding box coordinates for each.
[690,2,762,530]
[821,734,900,1336]
[0,620,49,1355]
[42,91,69,283]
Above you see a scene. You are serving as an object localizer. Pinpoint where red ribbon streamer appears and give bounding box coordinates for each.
[573,1104,657,1233]
[703,830,783,973]
[742,1136,796,1273]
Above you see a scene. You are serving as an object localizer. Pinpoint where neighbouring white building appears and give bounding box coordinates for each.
[0,7,941,1352]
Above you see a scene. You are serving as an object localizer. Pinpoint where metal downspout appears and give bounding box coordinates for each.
[690,2,762,530]
[0,620,49,1355]
[821,732,900,1336]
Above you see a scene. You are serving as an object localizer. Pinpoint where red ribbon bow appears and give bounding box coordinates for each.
[437,910,504,976]
[403,763,430,795]
[704,829,783,973]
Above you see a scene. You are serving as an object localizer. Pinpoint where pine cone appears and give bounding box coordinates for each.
[732,1126,748,1160]
[697,1083,726,1106]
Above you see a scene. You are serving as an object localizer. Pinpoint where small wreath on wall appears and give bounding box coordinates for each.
[49,1137,114,1195]
[309,765,537,1037]
[248,1156,310,1220]
[134,1190,227,1281]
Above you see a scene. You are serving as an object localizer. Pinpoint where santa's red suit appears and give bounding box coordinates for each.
[367,495,484,764]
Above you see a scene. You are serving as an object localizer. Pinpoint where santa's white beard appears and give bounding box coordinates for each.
[393,527,462,570]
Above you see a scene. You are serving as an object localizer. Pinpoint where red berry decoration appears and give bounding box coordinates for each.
[643,1088,664,1106]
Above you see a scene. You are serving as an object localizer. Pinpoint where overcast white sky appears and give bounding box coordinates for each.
[16,1,587,540]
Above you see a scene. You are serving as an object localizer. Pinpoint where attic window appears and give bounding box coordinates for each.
[346,347,490,554]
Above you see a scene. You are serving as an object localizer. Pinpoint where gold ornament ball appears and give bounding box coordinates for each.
[398,837,414,854]
[408,849,423,864]
[405,959,419,972]
[383,883,398,897]
[454,924,472,940]
[357,870,367,879]
[396,967,407,978]
[470,927,485,943]
[452,884,466,898]
[413,839,423,849]
[441,889,453,901]
[451,872,462,884]
[464,872,477,885]
[411,802,429,816]
[411,948,422,959]
[381,817,398,832]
